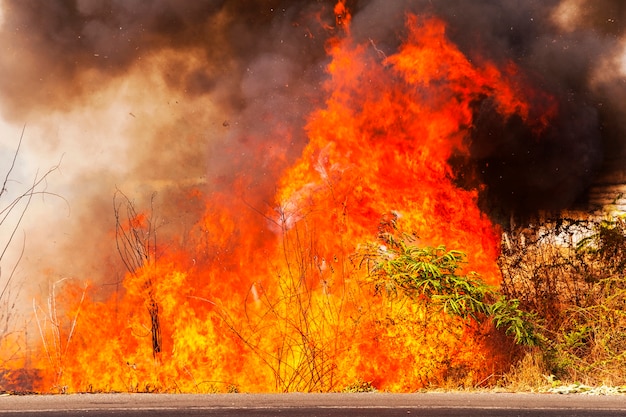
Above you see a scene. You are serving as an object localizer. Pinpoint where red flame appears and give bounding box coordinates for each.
[1,8,554,393]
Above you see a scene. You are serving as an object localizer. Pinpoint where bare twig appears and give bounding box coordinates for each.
[0,129,64,360]
[0,125,25,200]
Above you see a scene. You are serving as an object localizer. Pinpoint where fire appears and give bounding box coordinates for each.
[1,6,552,393]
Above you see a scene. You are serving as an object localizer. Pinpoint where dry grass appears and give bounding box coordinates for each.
[498,213,626,389]
[499,350,552,392]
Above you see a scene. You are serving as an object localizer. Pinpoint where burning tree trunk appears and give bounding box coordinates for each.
[113,190,162,358]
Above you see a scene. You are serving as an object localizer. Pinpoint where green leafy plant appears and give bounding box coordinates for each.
[359,232,537,346]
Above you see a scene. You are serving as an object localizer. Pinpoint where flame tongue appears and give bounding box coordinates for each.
[277,15,532,283]
[11,11,549,393]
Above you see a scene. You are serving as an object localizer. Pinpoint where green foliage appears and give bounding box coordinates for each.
[360,233,537,346]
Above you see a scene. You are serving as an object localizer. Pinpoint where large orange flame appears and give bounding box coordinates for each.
[1,9,553,393]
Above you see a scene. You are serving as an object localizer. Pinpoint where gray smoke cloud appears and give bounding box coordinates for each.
[0,0,336,297]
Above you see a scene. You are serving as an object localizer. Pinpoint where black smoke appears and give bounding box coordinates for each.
[0,0,337,117]
[430,0,624,221]
[347,0,626,222]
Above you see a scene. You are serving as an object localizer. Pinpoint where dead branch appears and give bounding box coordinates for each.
[113,190,162,358]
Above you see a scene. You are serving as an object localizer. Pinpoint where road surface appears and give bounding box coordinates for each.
[0,392,624,416]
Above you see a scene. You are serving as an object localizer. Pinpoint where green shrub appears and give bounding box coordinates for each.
[359,232,537,346]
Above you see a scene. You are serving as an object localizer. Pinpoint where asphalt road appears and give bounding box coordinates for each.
[0,392,625,416]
